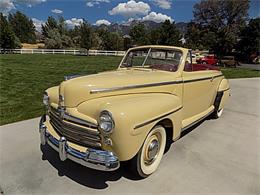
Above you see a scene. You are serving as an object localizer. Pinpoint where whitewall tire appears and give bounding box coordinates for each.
[212,108,224,119]
[130,125,166,178]
[216,108,223,118]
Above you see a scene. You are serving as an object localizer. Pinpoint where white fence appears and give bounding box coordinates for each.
[0,49,126,56]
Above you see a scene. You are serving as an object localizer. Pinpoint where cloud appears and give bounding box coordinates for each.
[152,0,171,9]
[109,0,150,17]
[65,18,83,28]
[0,0,15,14]
[32,18,44,31]
[86,0,110,7]
[0,0,46,13]
[121,17,142,26]
[51,8,63,14]
[14,0,46,7]
[142,12,173,23]
[95,19,111,26]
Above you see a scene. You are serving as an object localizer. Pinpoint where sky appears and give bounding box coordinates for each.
[0,0,260,31]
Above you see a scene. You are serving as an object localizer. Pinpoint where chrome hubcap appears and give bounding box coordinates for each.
[148,139,159,160]
[144,134,160,165]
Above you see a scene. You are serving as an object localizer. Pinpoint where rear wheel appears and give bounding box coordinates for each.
[212,108,224,119]
[130,125,166,178]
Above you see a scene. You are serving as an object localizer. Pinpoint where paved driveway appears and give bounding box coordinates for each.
[1,78,260,195]
[238,63,260,70]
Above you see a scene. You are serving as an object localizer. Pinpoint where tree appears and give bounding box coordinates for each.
[0,13,21,49]
[68,26,81,47]
[97,28,123,50]
[150,20,181,46]
[129,23,150,45]
[79,21,93,53]
[150,28,161,45]
[185,22,204,50]
[42,16,68,38]
[236,18,260,61]
[8,11,36,43]
[105,32,123,50]
[44,28,74,49]
[193,0,249,55]
[44,29,62,49]
[42,16,58,38]
[42,16,74,49]
[57,16,67,36]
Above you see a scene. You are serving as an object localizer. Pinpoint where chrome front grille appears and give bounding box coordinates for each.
[49,107,102,149]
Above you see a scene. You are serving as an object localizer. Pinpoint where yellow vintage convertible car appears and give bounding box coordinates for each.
[39,45,230,178]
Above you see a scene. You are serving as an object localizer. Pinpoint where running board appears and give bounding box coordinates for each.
[181,109,214,132]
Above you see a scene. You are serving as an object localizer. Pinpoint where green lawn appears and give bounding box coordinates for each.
[0,54,259,125]
[220,67,260,79]
[0,54,120,125]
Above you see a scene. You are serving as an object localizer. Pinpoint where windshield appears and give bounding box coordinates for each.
[120,48,182,72]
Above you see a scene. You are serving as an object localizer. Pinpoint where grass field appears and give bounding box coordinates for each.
[0,54,121,125]
[0,54,259,125]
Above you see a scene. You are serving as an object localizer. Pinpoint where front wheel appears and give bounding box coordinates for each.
[130,125,166,178]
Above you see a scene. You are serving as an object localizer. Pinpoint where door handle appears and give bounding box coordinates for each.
[210,77,214,82]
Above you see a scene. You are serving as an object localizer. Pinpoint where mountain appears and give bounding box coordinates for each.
[94,20,188,35]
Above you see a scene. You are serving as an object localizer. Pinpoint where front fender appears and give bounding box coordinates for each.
[46,86,59,105]
[77,93,182,161]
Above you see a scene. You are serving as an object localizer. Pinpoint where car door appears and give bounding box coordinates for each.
[207,56,213,65]
[182,53,216,122]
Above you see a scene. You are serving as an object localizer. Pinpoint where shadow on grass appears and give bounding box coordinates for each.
[40,116,210,189]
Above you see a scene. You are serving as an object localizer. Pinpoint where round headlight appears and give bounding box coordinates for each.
[98,110,115,134]
[43,92,49,106]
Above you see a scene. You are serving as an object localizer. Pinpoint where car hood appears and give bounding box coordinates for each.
[59,68,180,107]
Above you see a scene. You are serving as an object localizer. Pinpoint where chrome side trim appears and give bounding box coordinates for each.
[183,76,212,83]
[90,80,183,94]
[134,106,183,129]
[39,115,120,171]
[181,109,214,132]
[90,74,223,94]
[183,74,223,83]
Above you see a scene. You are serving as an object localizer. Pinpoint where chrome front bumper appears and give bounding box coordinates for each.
[39,115,120,171]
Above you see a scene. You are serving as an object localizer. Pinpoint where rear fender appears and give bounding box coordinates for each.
[215,79,230,110]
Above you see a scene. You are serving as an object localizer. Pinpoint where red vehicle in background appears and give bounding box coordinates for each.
[196,55,219,65]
